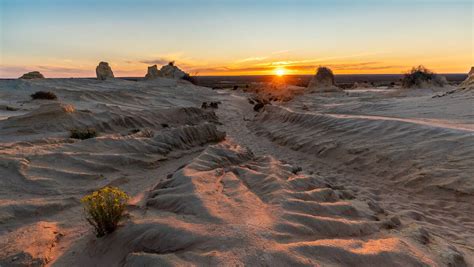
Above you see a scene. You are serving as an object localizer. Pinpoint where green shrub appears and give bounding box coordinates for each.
[81,186,129,237]
[31,91,57,100]
[70,128,97,139]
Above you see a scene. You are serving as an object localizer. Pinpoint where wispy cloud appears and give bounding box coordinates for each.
[0,64,93,78]
[0,53,406,78]
[310,52,387,63]
[121,50,398,75]
[284,62,403,72]
[191,61,403,74]
[327,62,403,71]
[36,65,90,73]
[0,65,31,73]
[140,58,173,65]
[235,56,268,63]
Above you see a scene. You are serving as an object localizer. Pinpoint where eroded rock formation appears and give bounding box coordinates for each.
[96,62,114,80]
[145,65,160,80]
[158,62,188,79]
[19,71,45,79]
[307,66,341,92]
[401,65,447,89]
[459,66,474,90]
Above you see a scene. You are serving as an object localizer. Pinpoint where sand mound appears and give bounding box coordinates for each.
[307,66,342,92]
[145,65,160,80]
[59,141,445,266]
[251,106,474,195]
[246,80,306,103]
[0,119,224,199]
[0,102,76,133]
[96,61,114,80]
[0,103,226,266]
[0,102,81,137]
[0,100,220,141]
[1,77,472,266]
[0,78,225,266]
[19,71,44,79]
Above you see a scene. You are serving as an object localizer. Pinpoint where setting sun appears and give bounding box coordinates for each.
[275,68,285,76]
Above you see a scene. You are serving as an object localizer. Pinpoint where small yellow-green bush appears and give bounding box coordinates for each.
[81,186,129,237]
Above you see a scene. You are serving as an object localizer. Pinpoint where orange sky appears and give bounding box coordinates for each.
[1,51,470,78]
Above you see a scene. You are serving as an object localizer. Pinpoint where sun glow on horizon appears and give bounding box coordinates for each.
[275,68,286,76]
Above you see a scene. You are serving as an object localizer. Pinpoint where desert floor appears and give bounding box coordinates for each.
[0,78,473,266]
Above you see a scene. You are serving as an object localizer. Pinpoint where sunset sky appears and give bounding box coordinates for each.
[1,0,472,78]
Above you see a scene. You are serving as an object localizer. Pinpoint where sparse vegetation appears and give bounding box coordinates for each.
[141,128,154,138]
[402,65,447,88]
[209,102,219,109]
[81,186,129,237]
[128,128,154,137]
[30,91,57,100]
[70,128,97,139]
[5,106,18,111]
[291,166,303,174]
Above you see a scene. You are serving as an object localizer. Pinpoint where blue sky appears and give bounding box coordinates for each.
[0,0,472,77]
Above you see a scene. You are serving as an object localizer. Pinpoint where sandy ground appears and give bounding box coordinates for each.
[0,78,472,266]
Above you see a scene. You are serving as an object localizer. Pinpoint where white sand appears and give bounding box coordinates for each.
[0,78,472,266]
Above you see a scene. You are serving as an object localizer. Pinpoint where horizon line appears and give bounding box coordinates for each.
[0,72,469,79]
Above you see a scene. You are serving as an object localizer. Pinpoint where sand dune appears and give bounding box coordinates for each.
[0,78,472,266]
[0,78,226,266]
[55,141,444,266]
[251,105,474,194]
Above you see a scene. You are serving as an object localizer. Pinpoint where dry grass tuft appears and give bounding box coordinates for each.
[30,91,57,100]
[70,128,97,140]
